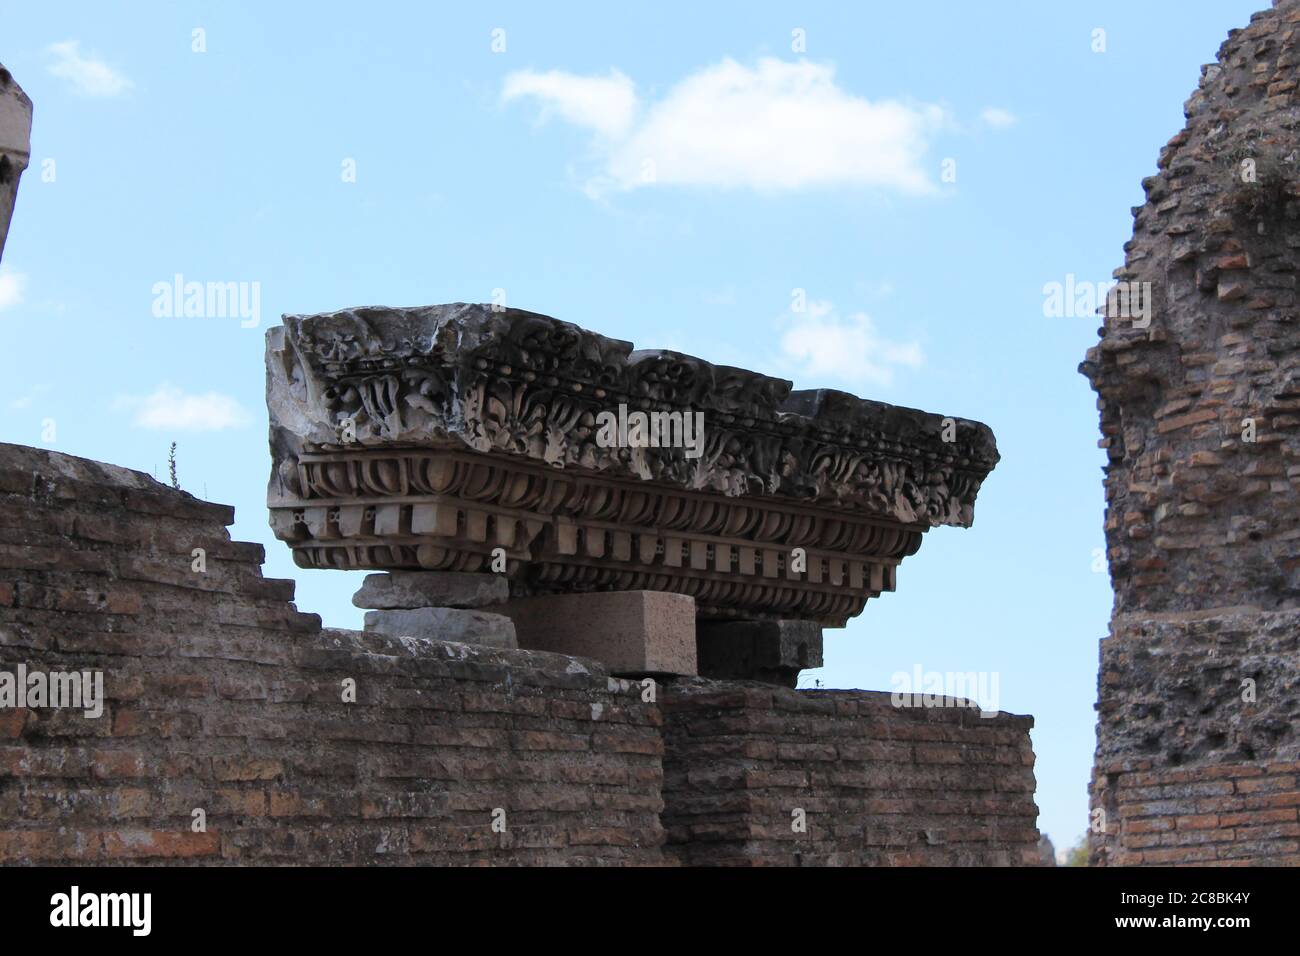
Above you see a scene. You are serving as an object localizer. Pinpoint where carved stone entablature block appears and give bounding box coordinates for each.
[266,304,998,626]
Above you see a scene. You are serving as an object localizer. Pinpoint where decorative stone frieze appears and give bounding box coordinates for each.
[267,304,998,627]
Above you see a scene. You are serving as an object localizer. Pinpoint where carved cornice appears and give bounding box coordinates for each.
[266,304,998,625]
[269,304,997,522]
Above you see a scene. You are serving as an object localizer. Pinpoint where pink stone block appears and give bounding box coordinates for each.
[498,590,697,676]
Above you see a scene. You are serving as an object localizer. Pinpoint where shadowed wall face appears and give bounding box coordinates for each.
[1083,0,1300,866]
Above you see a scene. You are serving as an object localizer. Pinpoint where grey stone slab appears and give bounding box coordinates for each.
[363,607,517,649]
[352,571,508,610]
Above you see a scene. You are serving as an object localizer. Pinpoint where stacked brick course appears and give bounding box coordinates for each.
[0,443,664,865]
[1091,609,1300,864]
[0,441,1039,865]
[1083,0,1300,865]
[1095,761,1300,866]
[661,681,1039,866]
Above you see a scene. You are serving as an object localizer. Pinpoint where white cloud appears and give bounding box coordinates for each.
[502,68,637,138]
[114,384,250,431]
[779,300,922,388]
[0,269,24,311]
[504,58,947,195]
[46,40,132,97]
[980,107,1017,129]
[857,279,895,298]
[9,384,49,410]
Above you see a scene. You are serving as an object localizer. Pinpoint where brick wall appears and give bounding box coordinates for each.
[1089,608,1300,865]
[1092,761,1300,866]
[1081,1,1300,866]
[0,442,664,865]
[1094,609,1299,769]
[661,681,1040,866]
[0,441,1040,866]
[1081,0,1300,619]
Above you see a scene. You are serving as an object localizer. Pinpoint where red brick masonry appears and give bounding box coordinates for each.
[1081,0,1300,868]
[1092,761,1300,866]
[663,682,1040,865]
[0,442,1040,865]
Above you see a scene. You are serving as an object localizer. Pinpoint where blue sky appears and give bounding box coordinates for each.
[0,0,1265,856]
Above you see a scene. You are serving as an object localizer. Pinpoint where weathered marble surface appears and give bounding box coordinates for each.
[267,304,998,526]
[0,65,32,262]
[266,304,999,626]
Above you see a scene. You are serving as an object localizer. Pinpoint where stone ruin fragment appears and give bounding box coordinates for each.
[0,63,32,263]
[266,303,999,683]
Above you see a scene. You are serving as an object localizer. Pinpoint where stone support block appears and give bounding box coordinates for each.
[696,619,823,687]
[499,590,696,676]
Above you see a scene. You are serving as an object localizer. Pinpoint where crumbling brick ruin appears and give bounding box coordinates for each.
[0,441,1041,865]
[0,444,666,863]
[1082,0,1300,866]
